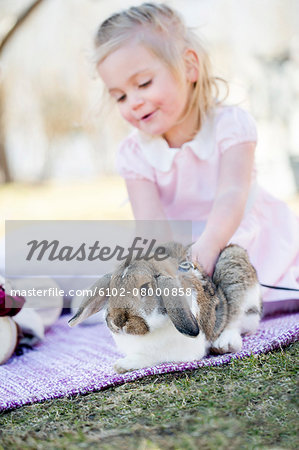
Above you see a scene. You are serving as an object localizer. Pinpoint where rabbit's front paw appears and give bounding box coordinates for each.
[114,357,142,373]
[212,329,242,354]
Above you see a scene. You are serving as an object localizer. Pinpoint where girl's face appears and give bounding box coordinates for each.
[97,42,197,148]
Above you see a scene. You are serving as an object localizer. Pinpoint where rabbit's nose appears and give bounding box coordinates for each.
[111,311,128,331]
[114,316,127,328]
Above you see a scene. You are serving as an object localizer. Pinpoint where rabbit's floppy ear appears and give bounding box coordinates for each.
[156,275,199,337]
[68,273,111,327]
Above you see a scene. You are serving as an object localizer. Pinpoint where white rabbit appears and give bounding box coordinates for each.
[69,242,262,373]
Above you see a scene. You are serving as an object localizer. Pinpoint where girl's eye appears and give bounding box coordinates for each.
[116,94,126,103]
[139,80,152,88]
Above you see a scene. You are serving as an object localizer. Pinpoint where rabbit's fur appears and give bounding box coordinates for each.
[69,242,262,373]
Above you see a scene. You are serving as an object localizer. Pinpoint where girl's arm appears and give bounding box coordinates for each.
[126,179,167,220]
[126,178,173,241]
[192,142,256,275]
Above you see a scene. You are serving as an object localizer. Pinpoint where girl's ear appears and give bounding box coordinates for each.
[183,49,199,83]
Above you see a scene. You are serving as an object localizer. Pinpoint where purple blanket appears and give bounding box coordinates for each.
[0,312,298,411]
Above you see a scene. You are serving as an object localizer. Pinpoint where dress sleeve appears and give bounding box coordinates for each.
[115,135,156,182]
[216,106,257,154]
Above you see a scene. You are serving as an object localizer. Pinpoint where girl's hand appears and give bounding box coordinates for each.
[191,238,221,277]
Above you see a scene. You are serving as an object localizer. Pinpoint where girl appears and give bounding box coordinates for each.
[94,2,299,314]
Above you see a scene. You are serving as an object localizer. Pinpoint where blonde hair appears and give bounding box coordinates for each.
[94,2,228,133]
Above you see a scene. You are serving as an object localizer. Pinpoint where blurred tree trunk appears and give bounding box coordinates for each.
[0,0,44,183]
[0,83,10,182]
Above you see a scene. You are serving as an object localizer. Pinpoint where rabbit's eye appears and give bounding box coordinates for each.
[140,283,152,298]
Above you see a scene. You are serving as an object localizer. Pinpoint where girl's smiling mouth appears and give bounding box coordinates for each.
[141,110,157,122]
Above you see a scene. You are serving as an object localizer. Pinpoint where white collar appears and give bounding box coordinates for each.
[133,110,216,172]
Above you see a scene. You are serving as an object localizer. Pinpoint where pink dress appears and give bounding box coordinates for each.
[116,105,299,309]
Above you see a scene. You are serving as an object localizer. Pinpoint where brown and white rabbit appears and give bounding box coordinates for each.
[69,243,262,373]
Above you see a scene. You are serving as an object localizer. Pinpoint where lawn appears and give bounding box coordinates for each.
[1,179,299,237]
[0,342,298,449]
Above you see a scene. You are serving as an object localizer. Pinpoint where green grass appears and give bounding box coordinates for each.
[0,342,298,449]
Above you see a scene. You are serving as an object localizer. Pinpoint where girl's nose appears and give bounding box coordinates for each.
[130,94,144,111]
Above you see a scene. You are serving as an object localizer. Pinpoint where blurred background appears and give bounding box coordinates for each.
[0,0,299,238]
